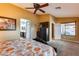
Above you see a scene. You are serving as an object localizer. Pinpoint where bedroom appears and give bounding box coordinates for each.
[0,3,79,56]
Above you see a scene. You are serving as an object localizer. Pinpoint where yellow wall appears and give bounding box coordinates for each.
[0,3,39,40]
[56,17,78,23]
[56,17,79,41]
[38,14,50,22]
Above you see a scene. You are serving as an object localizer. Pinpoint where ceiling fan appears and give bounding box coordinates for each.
[25,3,49,14]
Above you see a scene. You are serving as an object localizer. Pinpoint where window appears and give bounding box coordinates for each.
[61,22,75,36]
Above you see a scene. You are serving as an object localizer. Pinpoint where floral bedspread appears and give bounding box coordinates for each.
[0,39,56,56]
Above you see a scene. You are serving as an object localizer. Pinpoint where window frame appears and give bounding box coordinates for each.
[61,21,76,36]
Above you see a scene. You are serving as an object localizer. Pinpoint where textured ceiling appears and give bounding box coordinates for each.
[13,3,79,17]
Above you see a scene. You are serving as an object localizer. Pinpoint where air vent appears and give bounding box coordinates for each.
[55,7,61,9]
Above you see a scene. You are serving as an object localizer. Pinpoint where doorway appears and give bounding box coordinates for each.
[20,18,31,39]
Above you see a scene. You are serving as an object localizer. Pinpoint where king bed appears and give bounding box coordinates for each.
[0,39,56,56]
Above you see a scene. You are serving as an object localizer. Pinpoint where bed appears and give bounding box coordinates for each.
[0,39,56,56]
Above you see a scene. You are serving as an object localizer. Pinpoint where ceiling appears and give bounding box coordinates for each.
[13,3,79,17]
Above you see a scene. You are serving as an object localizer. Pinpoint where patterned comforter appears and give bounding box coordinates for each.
[0,39,56,56]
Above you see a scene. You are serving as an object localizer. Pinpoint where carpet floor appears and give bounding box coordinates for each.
[48,40,79,56]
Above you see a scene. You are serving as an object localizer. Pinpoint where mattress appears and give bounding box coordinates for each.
[0,39,56,56]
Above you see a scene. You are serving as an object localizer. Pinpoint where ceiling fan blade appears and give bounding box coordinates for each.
[39,9,45,13]
[25,7,34,9]
[34,9,38,14]
[40,3,49,8]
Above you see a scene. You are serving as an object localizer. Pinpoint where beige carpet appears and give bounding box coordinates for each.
[48,40,79,56]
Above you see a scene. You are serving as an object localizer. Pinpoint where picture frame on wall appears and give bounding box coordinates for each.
[0,16,16,30]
